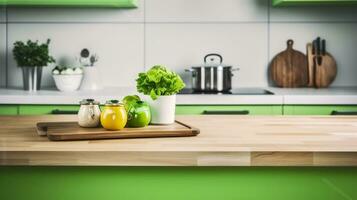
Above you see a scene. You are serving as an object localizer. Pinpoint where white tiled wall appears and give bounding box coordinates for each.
[0,7,5,22]
[7,23,144,88]
[146,0,268,22]
[146,23,268,87]
[1,0,357,88]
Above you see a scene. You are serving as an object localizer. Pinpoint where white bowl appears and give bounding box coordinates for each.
[53,74,83,92]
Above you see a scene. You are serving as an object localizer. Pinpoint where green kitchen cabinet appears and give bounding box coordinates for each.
[15,105,283,115]
[19,105,80,115]
[0,0,137,7]
[8,104,357,116]
[176,105,283,115]
[1,166,357,200]
[283,105,357,115]
[0,105,18,115]
[273,0,357,6]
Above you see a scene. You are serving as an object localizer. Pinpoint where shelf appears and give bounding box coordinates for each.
[0,0,137,8]
[273,0,357,6]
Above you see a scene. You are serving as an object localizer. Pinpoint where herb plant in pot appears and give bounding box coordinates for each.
[13,39,55,91]
[136,65,185,124]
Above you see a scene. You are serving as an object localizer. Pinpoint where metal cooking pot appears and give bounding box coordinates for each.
[185,53,239,92]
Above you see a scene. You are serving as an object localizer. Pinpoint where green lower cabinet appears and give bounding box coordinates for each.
[16,105,283,115]
[176,105,283,115]
[0,105,18,115]
[0,167,357,200]
[5,105,357,116]
[19,105,80,115]
[284,105,357,115]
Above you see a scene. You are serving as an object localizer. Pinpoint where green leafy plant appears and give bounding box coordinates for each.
[13,39,55,67]
[136,65,185,100]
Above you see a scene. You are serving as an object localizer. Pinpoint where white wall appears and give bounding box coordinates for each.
[0,0,357,88]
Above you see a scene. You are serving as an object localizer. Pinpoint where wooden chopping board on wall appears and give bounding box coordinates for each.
[270,40,308,88]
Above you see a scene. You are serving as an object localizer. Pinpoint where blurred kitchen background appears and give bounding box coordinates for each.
[1,0,357,89]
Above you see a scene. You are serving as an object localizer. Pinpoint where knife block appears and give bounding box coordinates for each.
[306,43,337,88]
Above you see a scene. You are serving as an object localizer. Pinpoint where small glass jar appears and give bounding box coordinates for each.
[100,100,127,130]
[78,99,101,128]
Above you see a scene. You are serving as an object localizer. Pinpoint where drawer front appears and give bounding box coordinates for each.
[0,105,18,115]
[284,105,357,115]
[19,105,80,115]
[2,166,357,200]
[176,105,283,115]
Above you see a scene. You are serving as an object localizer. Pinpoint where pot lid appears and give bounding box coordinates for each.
[80,99,100,105]
[105,99,124,107]
[191,53,232,68]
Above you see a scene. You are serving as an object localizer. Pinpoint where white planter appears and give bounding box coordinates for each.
[80,67,103,90]
[146,95,176,125]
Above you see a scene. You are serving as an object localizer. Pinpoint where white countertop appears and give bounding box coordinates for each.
[0,87,357,105]
[269,87,357,105]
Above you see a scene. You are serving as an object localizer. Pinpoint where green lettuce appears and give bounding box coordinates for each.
[136,65,185,100]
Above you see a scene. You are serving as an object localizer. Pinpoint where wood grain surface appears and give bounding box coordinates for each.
[314,53,337,88]
[306,42,337,88]
[37,121,199,141]
[306,43,315,87]
[1,115,357,166]
[270,40,308,88]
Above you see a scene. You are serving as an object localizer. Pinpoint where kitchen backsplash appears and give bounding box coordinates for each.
[1,0,357,88]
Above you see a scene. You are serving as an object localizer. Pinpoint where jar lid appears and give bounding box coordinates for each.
[105,99,124,107]
[80,99,100,105]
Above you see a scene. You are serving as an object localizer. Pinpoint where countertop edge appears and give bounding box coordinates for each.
[1,87,357,105]
[1,151,357,166]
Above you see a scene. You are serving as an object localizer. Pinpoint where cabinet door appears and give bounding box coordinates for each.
[0,105,18,115]
[19,105,80,115]
[284,105,357,115]
[176,105,283,115]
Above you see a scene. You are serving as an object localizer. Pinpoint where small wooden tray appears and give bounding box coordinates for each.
[37,121,200,141]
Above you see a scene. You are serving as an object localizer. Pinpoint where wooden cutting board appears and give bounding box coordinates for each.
[37,121,200,141]
[270,40,308,88]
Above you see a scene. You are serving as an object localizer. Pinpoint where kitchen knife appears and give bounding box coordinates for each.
[316,37,321,56]
[321,39,326,56]
[316,37,322,65]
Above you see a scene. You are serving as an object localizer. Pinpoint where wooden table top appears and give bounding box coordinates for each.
[1,115,357,166]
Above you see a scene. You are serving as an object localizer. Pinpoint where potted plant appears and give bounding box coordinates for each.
[136,65,185,124]
[13,39,55,91]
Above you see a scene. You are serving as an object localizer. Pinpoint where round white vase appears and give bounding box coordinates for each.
[80,67,103,91]
[146,95,176,125]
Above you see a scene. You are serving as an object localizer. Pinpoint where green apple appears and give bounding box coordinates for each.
[126,101,151,127]
[122,95,141,111]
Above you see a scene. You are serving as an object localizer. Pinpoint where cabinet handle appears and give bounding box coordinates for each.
[202,110,249,115]
[331,111,357,115]
[52,109,78,115]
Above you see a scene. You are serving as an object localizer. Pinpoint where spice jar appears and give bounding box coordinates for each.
[78,99,101,128]
[101,100,127,130]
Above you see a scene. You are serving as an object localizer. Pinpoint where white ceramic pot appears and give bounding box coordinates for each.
[146,95,176,125]
[78,104,101,128]
[53,74,83,92]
